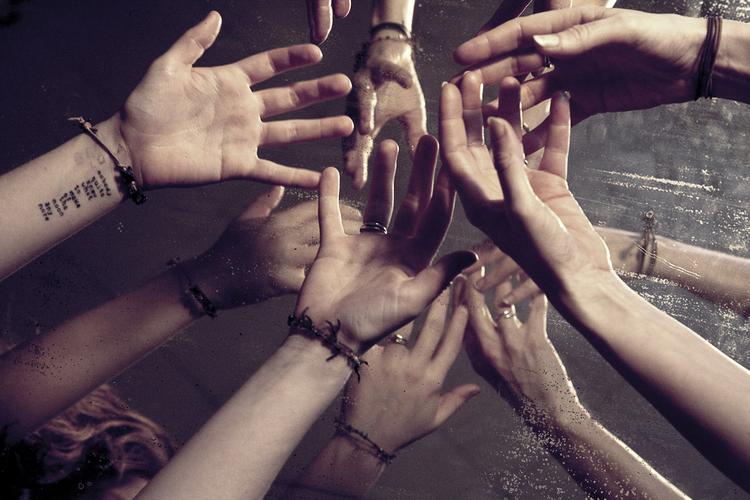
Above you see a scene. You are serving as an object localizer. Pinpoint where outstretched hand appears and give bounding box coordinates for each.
[120,11,353,190]
[183,187,362,310]
[454,7,706,146]
[343,38,426,189]
[340,283,479,453]
[295,136,476,353]
[440,73,612,305]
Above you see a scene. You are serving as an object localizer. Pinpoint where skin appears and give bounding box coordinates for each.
[440,72,750,490]
[0,188,359,441]
[0,10,353,281]
[137,143,476,499]
[288,283,479,498]
[461,276,686,498]
[306,0,351,44]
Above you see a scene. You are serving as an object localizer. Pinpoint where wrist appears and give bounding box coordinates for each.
[712,19,750,102]
[281,334,353,382]
[97,114,133,176]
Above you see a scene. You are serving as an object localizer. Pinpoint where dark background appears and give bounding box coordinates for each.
[1,0,748,498]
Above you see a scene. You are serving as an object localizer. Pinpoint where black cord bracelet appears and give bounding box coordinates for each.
[68,116,147,204]
[167,259,218,318]
[334,418,397,464]
[370,22,411,40]
[695,16,723,99]
[637,210,658,277]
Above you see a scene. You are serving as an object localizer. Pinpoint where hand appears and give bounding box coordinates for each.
[440,73,612,304]
[295,136,477,352]
[307,0,351,44]
[184,187,362,310]
[119,11,353,190]
[461,274,587,428]
[454,7,706,139]
[343,38,426,189]
[339,283,480,452]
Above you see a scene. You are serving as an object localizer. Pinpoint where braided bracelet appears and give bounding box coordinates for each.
[695,16,723,99]
[334,418,397,464]
[287,309,367,381]
[167,259,218,318]
[68,116,147,204]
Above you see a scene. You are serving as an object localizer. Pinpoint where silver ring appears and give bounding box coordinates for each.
[543,55,553,68]
[360,221,388,235]
[522,122,531,133]
[389,333,408,346]
[495,309,516,321]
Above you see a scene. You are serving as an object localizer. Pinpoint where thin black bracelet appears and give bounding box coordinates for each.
[334,418,397,464]
[68,116,147,204]
[288,309,367,381]
[695,16,723,99]
[167,259,218,318]
[370,22,411,40]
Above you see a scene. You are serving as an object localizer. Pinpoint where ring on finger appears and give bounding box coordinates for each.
[360,221,388,235]
[388,333,409,346]
[494,308,516,322]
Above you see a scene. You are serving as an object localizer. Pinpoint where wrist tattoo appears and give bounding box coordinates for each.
[37,170,113,221]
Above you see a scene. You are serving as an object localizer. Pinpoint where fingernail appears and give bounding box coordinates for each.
[533,34,560,48]
[499,295,515,307]
[562,90,572,100]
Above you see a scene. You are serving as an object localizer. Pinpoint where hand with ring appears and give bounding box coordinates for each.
[306,0,351,44]
[293,136,478,354]
[339,281,481,454]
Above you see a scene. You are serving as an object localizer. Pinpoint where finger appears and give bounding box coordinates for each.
[499,276,543,306]
[532,17,622,59]
[239,44,323,85]
[318,167,345,242]
[525,293,549,337]
[488,118,534,215]
[453,6,609,66]
[250,159,320,188]
[465,277,498,335]
[242,185,285,218]
[342,131,374,190]
[478,0,532,34]
[473,51,546,86]
[466,241,495,275]
[363,140,398,228]
[262,116,354,145]
[537,91,571,179]
[162,11,221,66]
[392,135,439,237]
[257,74,352,118]
[412,289,450,361]
[434,384,481,427]
[414,168,455,256]
[354,72,376,135]
[309,0,333,44]
[460,71,485,147]
[477,255,520,292]
[497,77,523,140]
[399,105,428,158]
[438,82,469,157]
[402,251,479,317]
[450,274,467,309]
[333,0,351,17]
[433,304,470,377]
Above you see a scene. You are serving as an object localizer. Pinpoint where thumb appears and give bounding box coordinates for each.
[164,11,222,66]
[242,186,285,219]
[404,251,478,315]
[435,384,481,426]
[532,18,615,58]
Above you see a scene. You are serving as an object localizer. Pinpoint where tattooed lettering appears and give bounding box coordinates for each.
[37,169,113,221]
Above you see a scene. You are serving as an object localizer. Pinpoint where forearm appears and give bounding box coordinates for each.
[0,268,196,440]
[372,0,415,31]
[286,435,386,498]
[138,335,352,500]
[0,115,127,280]
[535,409,686,498]
[598,227,750,316]
[713,19,750,104]
[557,274,750,488]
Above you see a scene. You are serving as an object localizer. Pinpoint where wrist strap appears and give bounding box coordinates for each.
[167,259,218,318]
[287,309,367,381]
[695,16,723,99]
[370,22,411,40]
[637,210,658,276]
[68,116,147,204]
[334,418,396,464]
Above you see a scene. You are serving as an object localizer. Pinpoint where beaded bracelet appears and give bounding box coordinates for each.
[68,116,147,204]
[287,309,366,381]
[167,259,218,318]
[334,418,397,464]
